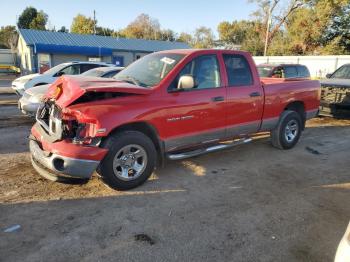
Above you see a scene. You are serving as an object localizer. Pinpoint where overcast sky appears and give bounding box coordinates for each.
[1,0,258,34]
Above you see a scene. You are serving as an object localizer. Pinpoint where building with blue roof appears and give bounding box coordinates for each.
[17,29,189,74]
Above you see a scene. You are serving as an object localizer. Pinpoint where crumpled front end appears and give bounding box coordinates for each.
[29,75,149,181]
[30,99,108,181]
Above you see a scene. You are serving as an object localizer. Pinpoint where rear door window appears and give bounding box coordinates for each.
[284,66,298,78]
[223,54,253,86]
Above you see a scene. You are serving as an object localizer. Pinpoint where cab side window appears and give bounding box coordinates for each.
[223,54,253,86]
[168,55,221,91]
[272,67,284,78]
[284,66,298,78]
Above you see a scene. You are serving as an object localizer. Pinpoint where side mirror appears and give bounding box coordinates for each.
[326,73,332,78]
[56,71,65,77]
[177,75,195,90]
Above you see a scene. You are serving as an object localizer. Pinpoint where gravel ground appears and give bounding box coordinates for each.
[0,89,350,262]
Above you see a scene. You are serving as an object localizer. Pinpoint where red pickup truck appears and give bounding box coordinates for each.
[30,49,320,190]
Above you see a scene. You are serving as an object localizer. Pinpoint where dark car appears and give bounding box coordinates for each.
[320,64,350,116]
[257,64,310,79]
[322,63,350,87]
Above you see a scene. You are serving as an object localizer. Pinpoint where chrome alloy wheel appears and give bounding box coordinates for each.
[112,144,147,181]
[284,119,299,143]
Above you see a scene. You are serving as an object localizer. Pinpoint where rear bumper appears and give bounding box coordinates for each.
[30,139,100,180]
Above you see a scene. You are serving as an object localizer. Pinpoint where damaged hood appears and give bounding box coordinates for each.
[46,75,152,108]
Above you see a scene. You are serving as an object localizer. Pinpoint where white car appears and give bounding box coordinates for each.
[12,61,112,95]
[18,66,124,116]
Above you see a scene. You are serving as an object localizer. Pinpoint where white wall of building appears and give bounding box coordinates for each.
[253,55,350,78]
[17,35,34,74]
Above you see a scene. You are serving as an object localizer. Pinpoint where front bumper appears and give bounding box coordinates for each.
[30,139,100,180]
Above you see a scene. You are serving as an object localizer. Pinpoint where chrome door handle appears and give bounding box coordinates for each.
[211,96,224,102]
[249,92,261,97]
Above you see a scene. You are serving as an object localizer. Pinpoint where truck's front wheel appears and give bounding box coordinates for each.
[271,110,302,150]
[98,131,157,190]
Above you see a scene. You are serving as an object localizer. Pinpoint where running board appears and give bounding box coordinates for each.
[167,138,253,160]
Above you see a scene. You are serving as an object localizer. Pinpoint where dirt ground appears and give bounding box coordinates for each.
[1,86,350,262]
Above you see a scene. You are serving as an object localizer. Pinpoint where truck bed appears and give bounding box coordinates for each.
[260,77,320,121]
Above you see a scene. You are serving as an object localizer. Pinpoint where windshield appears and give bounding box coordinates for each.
[43,63,70,75]
[81,68,106,77]
[257,66,273,77]
[331,65,350,79]
[114,53,185,87]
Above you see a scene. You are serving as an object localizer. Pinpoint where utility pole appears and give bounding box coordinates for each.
[93,10,96,35]
[264,7,271,57]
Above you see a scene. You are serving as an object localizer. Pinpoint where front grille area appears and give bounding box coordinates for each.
[320,86,350,117]
[36,101,63,141]
[321,86,350,106]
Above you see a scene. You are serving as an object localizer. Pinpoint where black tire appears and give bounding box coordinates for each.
[271,110,302,150]
[98,131,157,190]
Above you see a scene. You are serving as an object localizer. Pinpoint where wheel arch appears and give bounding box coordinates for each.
[284,101,306,129]
[105,121,165,167]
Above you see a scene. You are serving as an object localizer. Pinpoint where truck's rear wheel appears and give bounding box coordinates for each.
[98,131,157,190]
[271,110,302,150]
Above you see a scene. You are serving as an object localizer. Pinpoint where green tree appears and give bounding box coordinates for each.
[0,26,18,50]
[28,11,48,30]
[57,26,69,33]
[192,26,214,48]
[159,29,176,41]
[96,26,115,36]
[284,0,349,55]
[17,7,48,30]
[177,32,193,45]
[121,13,161,40]
[248,0,305,55]
[218,20,264,55]
[70,14,96,34]
[323,4,350,54]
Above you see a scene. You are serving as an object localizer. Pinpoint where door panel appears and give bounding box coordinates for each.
[164,88,226,151]
[223,54,264,137]
[162,54,226,152]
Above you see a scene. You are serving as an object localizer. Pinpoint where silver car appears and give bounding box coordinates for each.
[12,61,112,96]
[18,66,124,116]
